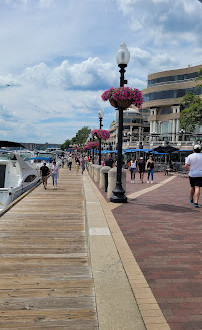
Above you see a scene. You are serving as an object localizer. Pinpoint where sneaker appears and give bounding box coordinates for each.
[189,197,194,203]
[147,180,149,183]
[194,203,199,208]
[151,181,153,184]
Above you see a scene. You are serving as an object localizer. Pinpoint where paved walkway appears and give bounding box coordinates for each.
[1,166,202,329]
[92,170,202,330]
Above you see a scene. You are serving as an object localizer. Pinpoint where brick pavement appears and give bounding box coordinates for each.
[95,171,202,330]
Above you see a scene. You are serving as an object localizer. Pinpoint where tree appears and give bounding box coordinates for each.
[180,92,202,132]
[196,68,202,89]
[61,126,91,149]
[60,139,71,150]
[72,126,91,145]
[179,69,202,132]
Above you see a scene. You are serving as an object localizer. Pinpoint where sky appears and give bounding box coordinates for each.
[0,0,202,144]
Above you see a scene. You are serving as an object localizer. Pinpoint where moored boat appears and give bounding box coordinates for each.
[0,147,41,212]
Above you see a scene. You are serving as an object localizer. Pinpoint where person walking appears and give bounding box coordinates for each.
[40,162,50,189]
[101,157,105,166]
[75,157,80,174]
[81,157,86,175]
[68,155,73,170]
[137,157,146,183]
[61,156,65,168]
[146,155,155,183]
[129,157,137,183]
[51,161,59,189]
[185,144,202,208]
[105,154,114,168]
[85,155,90,171]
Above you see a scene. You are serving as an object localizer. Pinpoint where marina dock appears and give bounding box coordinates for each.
[0,169,98,329]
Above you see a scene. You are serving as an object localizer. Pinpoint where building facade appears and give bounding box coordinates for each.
[107,109,150,150]
[142,64,202,148]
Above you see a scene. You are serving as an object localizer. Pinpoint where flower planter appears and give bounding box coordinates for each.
[109,99,133,109]
[101,87,143,109]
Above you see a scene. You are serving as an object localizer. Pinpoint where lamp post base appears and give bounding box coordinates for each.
[110,184,128,203]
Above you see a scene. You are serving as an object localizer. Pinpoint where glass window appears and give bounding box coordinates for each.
[160,121,171,134]
[24,175,37,183]
[144,87,202,102]
[160,108,172,115]
[123,125,130,129]
[148,71,199,87]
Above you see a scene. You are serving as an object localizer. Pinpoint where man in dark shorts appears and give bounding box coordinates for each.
[40,162,50,189]
[137,157,146,183]
[185,144,202,208]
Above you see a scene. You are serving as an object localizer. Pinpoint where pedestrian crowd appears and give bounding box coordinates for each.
[39,144,202,207]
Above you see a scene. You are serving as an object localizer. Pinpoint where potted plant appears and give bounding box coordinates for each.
[101,86,144,109]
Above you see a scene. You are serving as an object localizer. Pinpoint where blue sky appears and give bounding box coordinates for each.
[0,0,202,144]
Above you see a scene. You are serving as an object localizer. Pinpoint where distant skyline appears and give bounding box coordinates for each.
[0,0,202,144]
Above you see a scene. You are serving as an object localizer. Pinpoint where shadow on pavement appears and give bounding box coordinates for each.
[147,203,196,213]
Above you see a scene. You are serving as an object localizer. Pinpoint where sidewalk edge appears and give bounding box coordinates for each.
[86,173,171,330]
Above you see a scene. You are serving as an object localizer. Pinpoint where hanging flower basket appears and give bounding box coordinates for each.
[109,99,133,109]
[101,86,144,109]
[84,141,99,150]
[91,129,110,140]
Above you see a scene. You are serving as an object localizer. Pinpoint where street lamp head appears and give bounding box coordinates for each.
[116,43,130,66]
[98,107,104,119]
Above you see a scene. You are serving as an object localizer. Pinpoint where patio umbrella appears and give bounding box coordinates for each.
[153,145,179,165]
[153,146,179,154]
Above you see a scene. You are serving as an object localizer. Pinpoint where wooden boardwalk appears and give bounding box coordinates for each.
[0,168,98,329]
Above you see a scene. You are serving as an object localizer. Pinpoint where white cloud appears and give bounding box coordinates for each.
[0,56,118,143]
[0,0,201,143]
[38,0,55,9]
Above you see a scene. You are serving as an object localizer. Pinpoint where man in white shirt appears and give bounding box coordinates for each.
[185,144,202,208]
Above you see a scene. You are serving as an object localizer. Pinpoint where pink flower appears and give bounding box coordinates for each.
[101,87,143,108]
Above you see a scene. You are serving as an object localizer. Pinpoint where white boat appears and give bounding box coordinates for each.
[28,152,62,171]
[0,152,41,212]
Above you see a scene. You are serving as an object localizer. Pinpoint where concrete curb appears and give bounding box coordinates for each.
[83,174,146,330]
[84,173,171,330]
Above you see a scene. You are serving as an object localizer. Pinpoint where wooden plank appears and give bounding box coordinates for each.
[0,169,98,328]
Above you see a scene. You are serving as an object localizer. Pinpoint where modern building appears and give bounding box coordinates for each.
[142,64,202,148]
[106,108,150,150]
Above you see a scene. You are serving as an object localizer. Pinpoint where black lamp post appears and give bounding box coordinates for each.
[89,133,95,164]
[110,43,130,203]
[98,108,104,165]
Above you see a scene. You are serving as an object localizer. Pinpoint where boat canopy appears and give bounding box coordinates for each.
[28,157,52,161]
